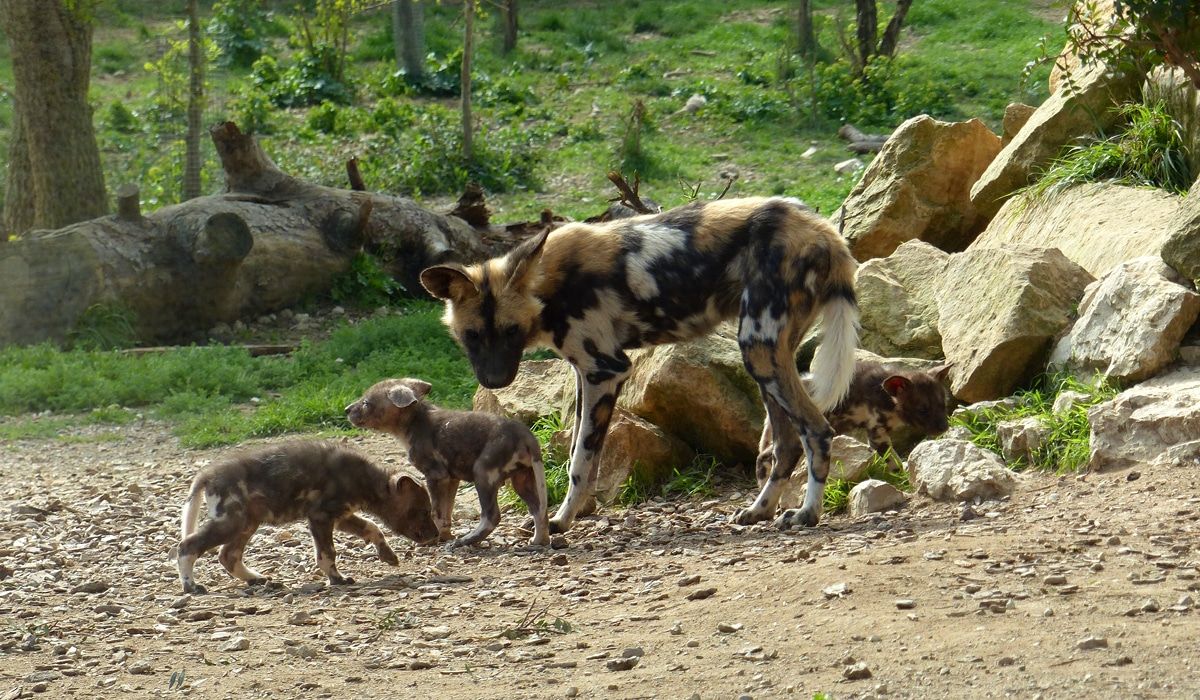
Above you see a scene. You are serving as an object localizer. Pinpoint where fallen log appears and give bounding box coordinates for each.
[837,123,891,153]
[0,122,486,347]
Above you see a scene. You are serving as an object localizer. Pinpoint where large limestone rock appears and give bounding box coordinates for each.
[473,359,575,425]
[1053,257,1200,384]
[848,479,909,518]
[620,323,763,466]
[1047,0,1117,94]
[970,63,1139,219]
[1161,178,1200,282]
[593,409,695,501]
[971,183,1184,277]
[997,417,1048,466]
[839,116,1001,260]
[907,439,1018,502]
[1001,103,1036,146]
[1088,367,1200,471]
[938,246,1094,402]
[855,240,949,359]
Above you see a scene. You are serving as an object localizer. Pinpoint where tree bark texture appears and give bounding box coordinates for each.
[878,0,914,59]
[393,0,424,79]
[183,0,204,201]
[0,0,108,236]
[796,0,816,59]
[501,0,518,54]
[0,123,487,347]
[462,0,475,163]
[854,0,878,73]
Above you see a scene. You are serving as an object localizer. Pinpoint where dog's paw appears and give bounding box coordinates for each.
[731,506,771,526]
[548,517,573,535]
[378,548,400,566]
[329,575,356,586]
[775,507,820,530]
[182,582,207,595]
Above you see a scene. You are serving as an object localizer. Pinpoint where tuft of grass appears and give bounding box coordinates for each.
[951,373,1117,473]
[1026,99,1198,199]
[619,453,724,507]
[69,303,138,351]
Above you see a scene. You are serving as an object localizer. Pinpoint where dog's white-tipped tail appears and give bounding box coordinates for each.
[180,476,205,541]
[807,291,859,413]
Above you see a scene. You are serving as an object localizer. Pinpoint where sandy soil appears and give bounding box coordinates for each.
[1,417,1198,700]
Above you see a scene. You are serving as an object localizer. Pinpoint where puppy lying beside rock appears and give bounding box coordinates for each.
[175,441,438,593]
[346,377,549,548]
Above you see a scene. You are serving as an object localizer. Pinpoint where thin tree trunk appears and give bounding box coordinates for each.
[854,0,878,74]
[0,0,108,235]
[878,0,914,59]
[462,0,475,163]
[796,0,816,59]
[501,0,518,54]
[393,0,424,79]
[183,0,204,201]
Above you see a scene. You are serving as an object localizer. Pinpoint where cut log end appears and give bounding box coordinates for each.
[116,184,142,221]
[193,212,253,265]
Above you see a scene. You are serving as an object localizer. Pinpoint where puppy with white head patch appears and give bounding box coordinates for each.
[420,196,859,533]
[176,441,438,594]
[345,378,549,548]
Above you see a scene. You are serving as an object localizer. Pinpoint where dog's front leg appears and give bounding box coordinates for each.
[551,363,628,533]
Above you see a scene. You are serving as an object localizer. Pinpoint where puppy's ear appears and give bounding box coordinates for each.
[505,228,551,292]
[404,378,432,399]
[929,364,953,383]
[386,385,420,408]
[393,474,423,495]
[882,375,912,397]
[421,264,478,302]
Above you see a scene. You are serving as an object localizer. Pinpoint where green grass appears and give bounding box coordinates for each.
[951,373,1117,473]
[0,302,474,447]
[821,448,911,515]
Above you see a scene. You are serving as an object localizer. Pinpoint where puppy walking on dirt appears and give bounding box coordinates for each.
[420,196,859,533]
[346,378,550,548]
[175,441,438,594]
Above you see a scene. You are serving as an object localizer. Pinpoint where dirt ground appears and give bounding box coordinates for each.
[1,418,1198,700]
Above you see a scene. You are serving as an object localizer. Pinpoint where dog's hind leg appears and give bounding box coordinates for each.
[550,351,630,533]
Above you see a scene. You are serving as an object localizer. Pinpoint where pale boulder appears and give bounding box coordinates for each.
[849,479,909,518]
[907,439,1018,502]
[1088,367,1200,471]
[620,323,763,466]
[473,359,574,426]
[938,246,1094,402]
[855,240,949,359]
[971,183,1184,277]
[971,63,1139,219]
[592,409,695,501]
[1055,257,1200,384]
[1161,178,1200,282]
[839,115,1001,260]
[997,417,1048,465]
[1001,103,1036,145]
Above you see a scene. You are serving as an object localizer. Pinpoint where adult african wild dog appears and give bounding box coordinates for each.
[420,196,859,533]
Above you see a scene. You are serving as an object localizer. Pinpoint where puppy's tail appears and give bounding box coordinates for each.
[808,252,859,413]
[181,474,207,542]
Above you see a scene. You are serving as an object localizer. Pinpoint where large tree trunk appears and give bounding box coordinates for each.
[854,0,878,74]
[462,0,475,163]
[0,1,108,236]
[796,0,816,59]
[500,0,518,54]
[183,0,204,201]
[0,123,487,347]
[878,0,914,59]
[393,0,424,79]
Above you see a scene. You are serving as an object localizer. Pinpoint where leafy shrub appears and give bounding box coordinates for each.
[801,57,953,128]
[330,253,403,308]
[102,101,139,134]
[252,51,353,108]
[208,0,282,69]
[94,42,137,75]
[227,87,277,134]
[376,50,464,98]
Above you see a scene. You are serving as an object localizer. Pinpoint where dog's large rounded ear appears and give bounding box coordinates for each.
[393,474,423,495]
[505,227,552,291]
[882,375,912,397]
[421,264,478,302]
[386,385,420,408]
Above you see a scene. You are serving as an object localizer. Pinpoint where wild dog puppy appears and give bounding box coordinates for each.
[345,378,550,548]
[420,196,859,532]
[756,361,954,486]
[176,441,438,594]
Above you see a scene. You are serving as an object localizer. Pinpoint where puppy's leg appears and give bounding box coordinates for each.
[177,515,242,594]
[755,417,782,488]
[307,517,352,585]
[510,461,550,546]
[336,514,398,566]
[552,355,629,533]
[426,477,460,542]
[452,479,502,548]
[217,523,268,585]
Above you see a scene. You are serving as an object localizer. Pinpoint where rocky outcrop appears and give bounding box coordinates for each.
[1001,103,1035,145]
[1051,257,1200,384]
[1161,178,1200,282]
[1047,1,1117,94]
[839,116,1001,260]
[1088,367,1200,471]
[970,63,1139,219]
[907,439,1018,502]
[997,417,1048,465]
[855,240,949,359]
[620,324,763,466]
[937,246,1094,402]
[473,359,575,426]
[971,183,1184,277]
